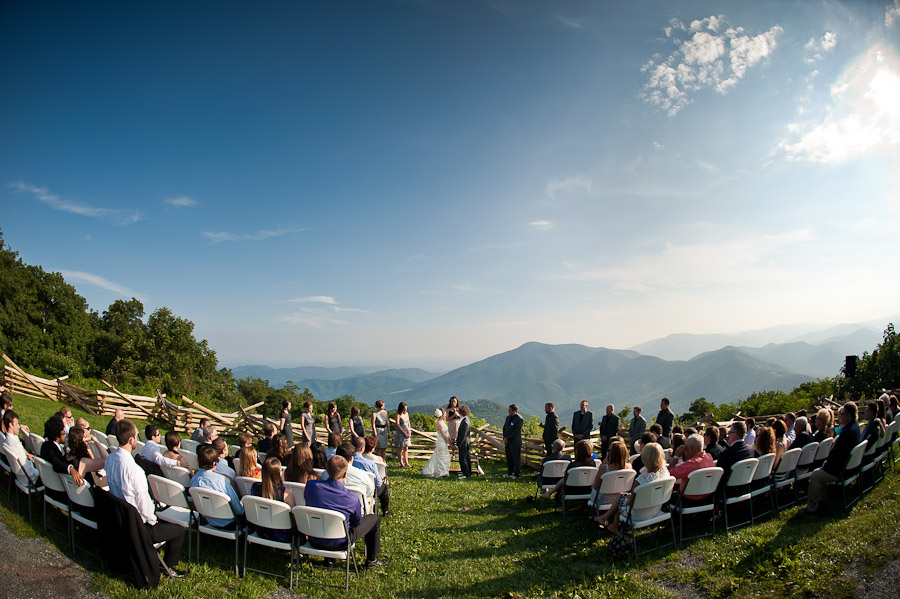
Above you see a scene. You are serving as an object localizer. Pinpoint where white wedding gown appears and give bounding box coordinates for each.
[422,419,451,477]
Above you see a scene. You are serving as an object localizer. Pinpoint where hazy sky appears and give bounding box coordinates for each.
[2,1,899,370]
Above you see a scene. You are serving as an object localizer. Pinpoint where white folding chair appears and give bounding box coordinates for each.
[860,435,882,493]
[772,448,803,511]
[230,445,241,458]
[148,475,195,561]
[811,437,833,469]
[3,447,44,524]
[749,453,777,520]
[722,458,758,533]
[29,433,45,456]
[829,441,868,510]
[61,474,101,562]
[794,442,820,495]
[161,465,192,489]
[284,481,307,507]
[628,454,639,465]
[106,433,119,449]
[671,467,723,545]
[374,461,386,482]
[235,476,258,498]
[32,456,70,541]
[181,450,199,472]
[591,469,637,512]
[534,460,568,503]
[180,439,200,453]
[242,496,295,585]
[293,506,358,597]
[623,476,677,558]
[132,441,146,457]
[561,466,598,517]
[313,468,325,478]
[189,486,244,575]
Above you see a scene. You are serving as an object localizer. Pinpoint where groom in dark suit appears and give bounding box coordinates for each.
[502,404,524,478]
[455,405,472,479]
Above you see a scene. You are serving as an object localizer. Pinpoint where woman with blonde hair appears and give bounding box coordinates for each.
[597,442,669,534]
[754,426,776,458]
[239,446,261,478]
[284,443,319,484]
[588,439,632,512]
[813,408,834,442]
[249,457,294,542]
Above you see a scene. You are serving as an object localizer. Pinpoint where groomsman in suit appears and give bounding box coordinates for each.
[572,401,593,443]
[655,397,675,441]
[629,406,647,454]
[540,402,559,454]
[502,404,524,478]
[455,405,472,479]
[598,404,620,460]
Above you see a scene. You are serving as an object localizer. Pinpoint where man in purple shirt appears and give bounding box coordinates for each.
[304,455,389,569]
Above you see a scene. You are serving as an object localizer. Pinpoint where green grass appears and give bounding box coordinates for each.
[3,391,900,598]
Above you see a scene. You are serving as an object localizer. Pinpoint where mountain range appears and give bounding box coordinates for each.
[233,319,893,418]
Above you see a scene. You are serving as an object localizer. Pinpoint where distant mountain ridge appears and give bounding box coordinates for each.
[230,365,439,388]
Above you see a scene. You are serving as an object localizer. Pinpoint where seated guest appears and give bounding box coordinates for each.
[191,418,210,443]
[304,455,388,569]
[249,457,294,542]
[890,395,899,423]
[328,443,375,511]
[257,423,276,456]
[325,432,342,459]
[806,402,861,514]
[40,415,84,501]
[239,447,261,479]
[68,425,108,479]
[0,394,12,433]
[106,419,185,576]
[791,417,815,449]
[683,427,698,437]
[588,440,632,509]
[704,427,723,461]
[597,443,669,533]
[669,433,685,464]
[784,412,797,447]
[162,431,190,469]
[232,433,253,461]
[105,408,124,436]
[649,424,669,449]
[539,440,594,500]
[266,433,289,464]
[190,444,244,528]
[141,425,188,469]
[715,421,754,499]
[632,431,657,473]
[813,408,834,442]
[59,406,75,435]
[753,426,776,458]
[771,419,787,468]
[744,418,756,446]
[362,435,386,465]
[860,402,884,465]
[211,438,236,481]
[284,443,318,484]
[543,439,570,464]
[668,434,714,500]
[352,436,390,516]
[717,426,728,449]
[311,441,328,469]
[672,425,684,436]
[2,410,39,483]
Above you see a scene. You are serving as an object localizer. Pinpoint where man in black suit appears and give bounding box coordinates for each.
[655,397,675,441]
[105,408,124,436]
[806,402,861,514]
[571,401,593,443]
[540,402,559,455]
[598,404,620,460]
[257,422,276,455]
[715,421,754,498]
[455,405,472,479]
[704,426,724,461]
[502,404,524,478]
[628,406,647,455]
[39,415,84,502]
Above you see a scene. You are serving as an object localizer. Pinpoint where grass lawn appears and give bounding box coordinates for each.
[3,392,900,598]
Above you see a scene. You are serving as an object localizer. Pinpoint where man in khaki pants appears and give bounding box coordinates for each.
[805,402,860,514]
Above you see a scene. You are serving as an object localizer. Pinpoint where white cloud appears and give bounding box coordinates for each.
[886,2,900,27]
[288,296,337,304]
[165,195,196,207]
[202,226,306,244]
[779,45,900,163]
[10,182,140,224]
[555,15,584,30]
[278,309,350,328]
[641,16,782,116]
[804,31,837,62]
[280,295,367,326]
[60,270,142,300]
[545,176,592,201]
[529,220,553,231]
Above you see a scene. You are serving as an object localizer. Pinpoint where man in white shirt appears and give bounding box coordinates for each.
[784,412,797,448]
[1,410,39,483]
[334,443,375,512]
[106,419,185,576]
[140,425,188,469]
[211,438,235,481]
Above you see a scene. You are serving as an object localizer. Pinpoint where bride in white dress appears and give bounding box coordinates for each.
[422,408,451,477]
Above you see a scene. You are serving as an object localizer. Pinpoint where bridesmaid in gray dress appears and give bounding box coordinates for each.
[394,402,411,468]
[325,401,342,438]
[371,400,389,461]
[278,401,294,446]
[300,401,316,444]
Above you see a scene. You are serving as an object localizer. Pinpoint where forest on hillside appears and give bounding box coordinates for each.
[1,230,898,429]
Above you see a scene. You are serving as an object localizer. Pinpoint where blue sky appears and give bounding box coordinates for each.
[2,1,899,370]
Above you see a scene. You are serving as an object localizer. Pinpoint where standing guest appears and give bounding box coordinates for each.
[813,408,834,442]
[212,438,236,481]
[162,431,190,469]
[249,457,294,542]
[447,396,460,413]
[191,418,210,443]
[744,418,757,446]
[572,400,594,443]
[257,423,276,455]
[655,397,675,441]
[806,402,861,515]
[106,419,185,576]
[715,421,754,498]
[629,407,647,454]
[190,445,243,529]
[278,401,294,447]
[370,400,389,461]
[363,435,386,465]
[784,413,797,447]
[349,406,365,441]
[454,405,472,479]
[304,455,388,569]
[105,408,124,436]
[540,402,559,455]
[704,427,723,461]
[325,402,343,438]
[394,402,411,468]
[284,443,319,484]
[239,447,261,479]
[668,434,714,499]
[502,404,524,478]
[791,417,815,449]
[2,410,39,483]
[588,439,632,510]
[141,425,188,469]
[301,401,316,444]
[598,404,620,461]
[325,432,342,460]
